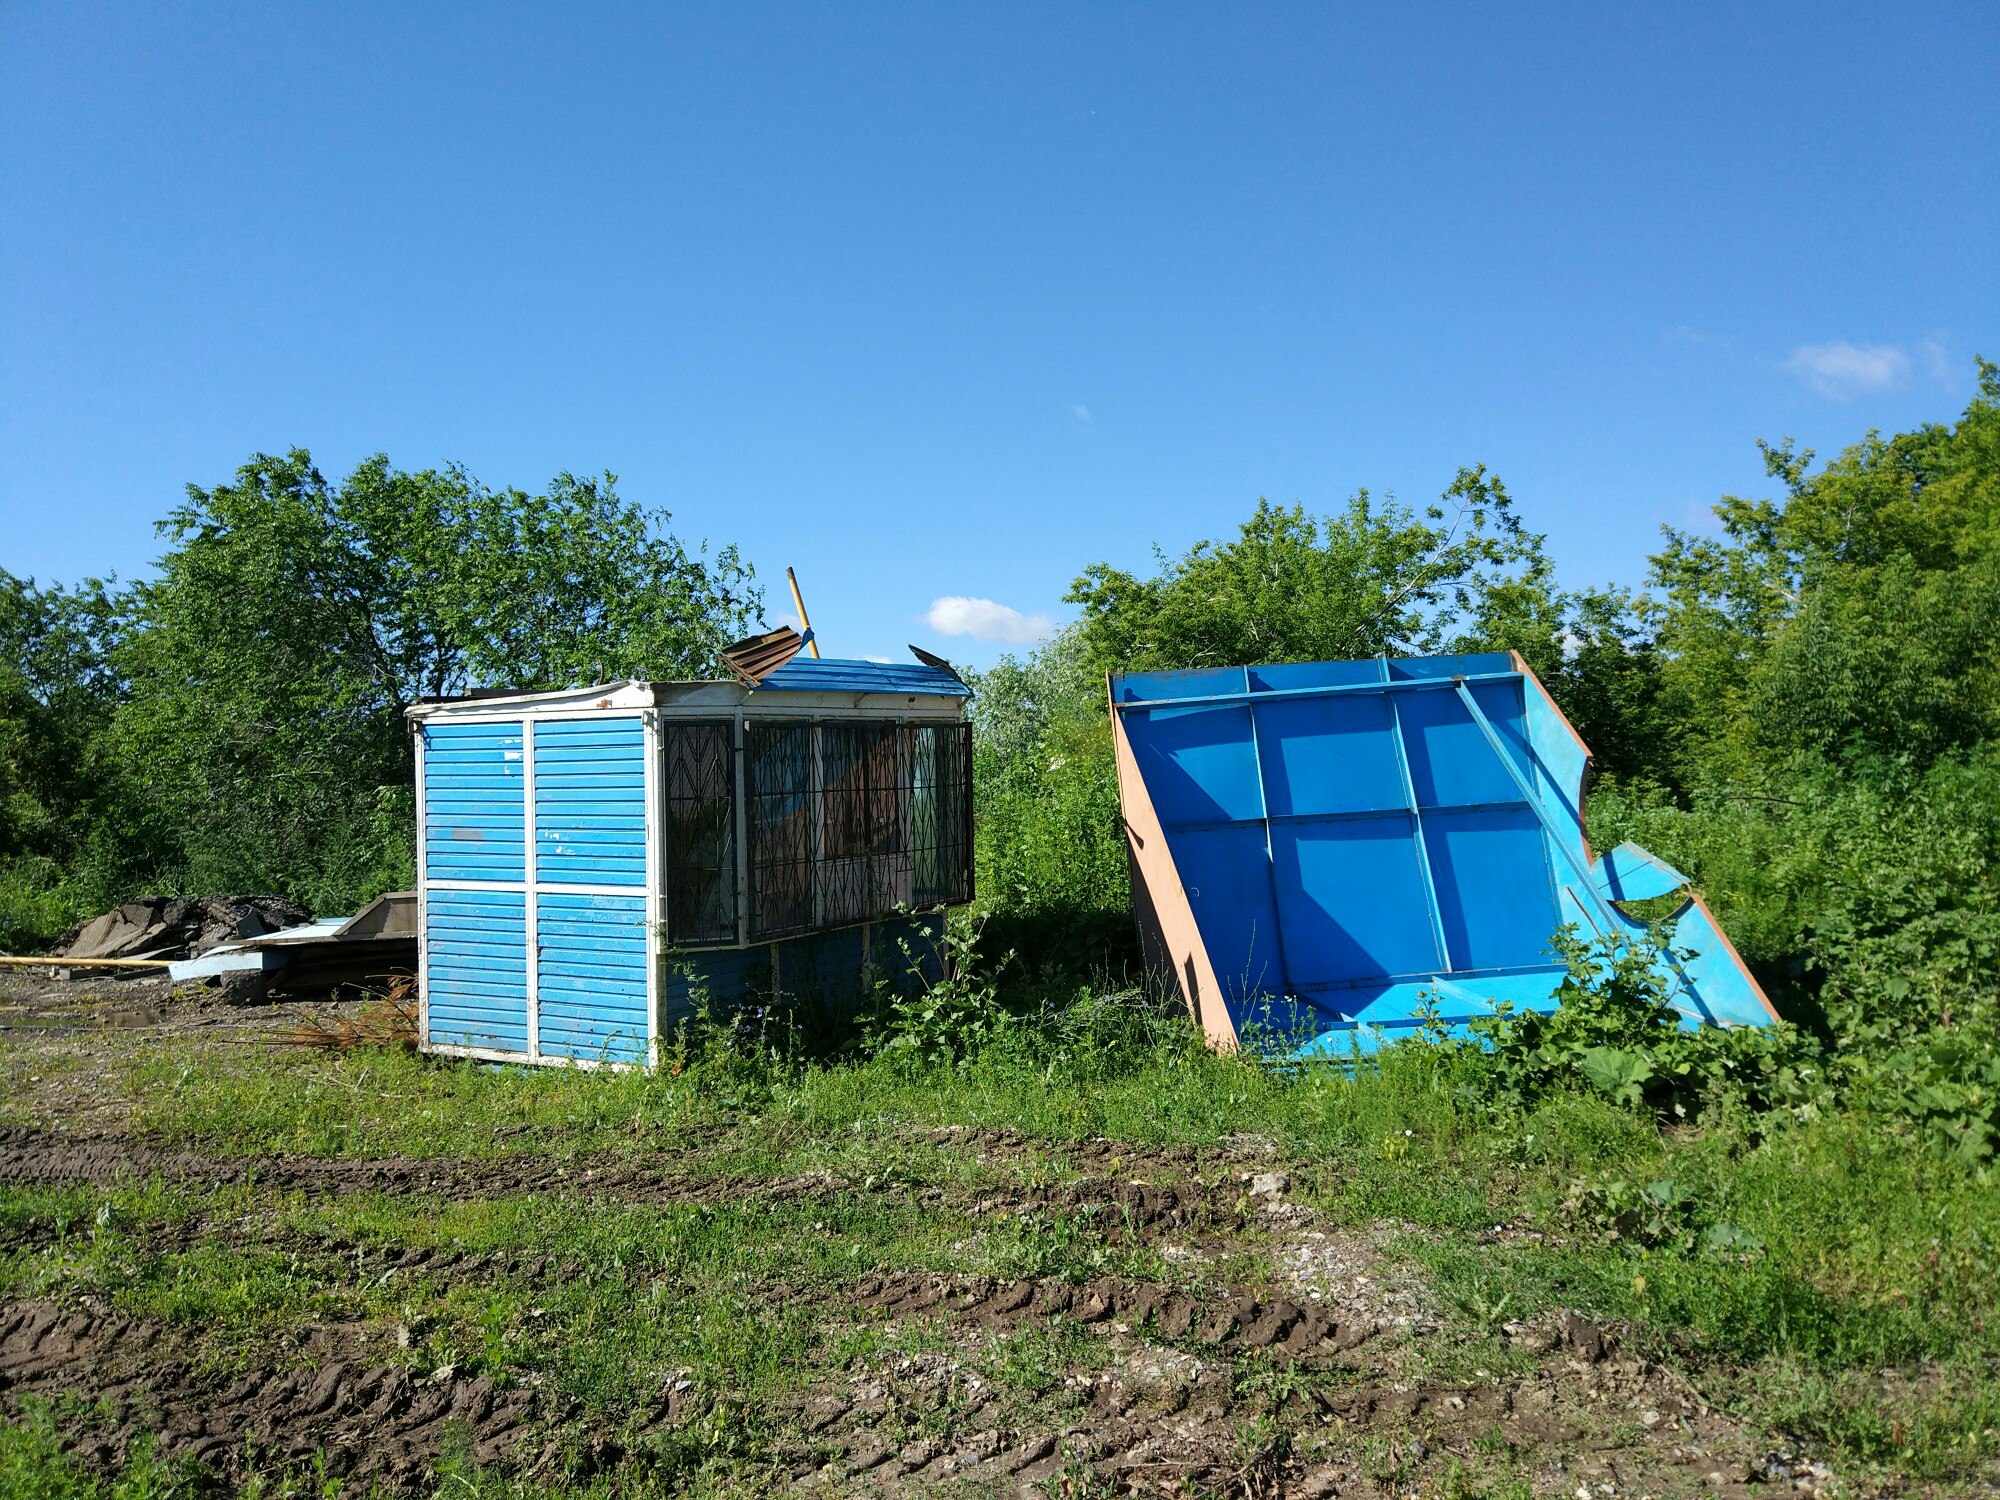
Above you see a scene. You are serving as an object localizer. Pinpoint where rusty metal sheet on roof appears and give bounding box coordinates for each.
[720,626,808,686]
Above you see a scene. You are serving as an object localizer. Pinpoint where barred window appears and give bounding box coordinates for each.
[747,723,814,940]
[730,719,972,942]
[661,722,736,946]
[910,723,973,908]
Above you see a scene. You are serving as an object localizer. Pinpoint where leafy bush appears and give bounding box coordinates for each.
[1461,927,1822,1121]
[861,913,1012,1069]
[1560,1174,1766,1257]
[1853,1028,2000,1168]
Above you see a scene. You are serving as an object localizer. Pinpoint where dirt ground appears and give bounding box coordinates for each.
[0,970,1847,1498]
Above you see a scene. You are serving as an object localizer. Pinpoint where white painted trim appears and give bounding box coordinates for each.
[642,708,663,1068]
[424,879,648,896]
[414,726,429,1049]
[418,694,965,726]
[425,1042,534,1066]
[523,718,541,1063]
[424,1037,641,1074]
[406,681,654,720]
[511,1051,643,1074]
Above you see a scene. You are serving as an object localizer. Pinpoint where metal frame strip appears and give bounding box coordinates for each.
[1383,660,1454,974]
[414,728,429,1050]
[523,719,540,1063]
[1240,667,1296,1000]
[1113,669,1519,714]
[642,708,663,1067]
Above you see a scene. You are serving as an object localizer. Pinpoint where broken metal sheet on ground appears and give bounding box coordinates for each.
[166,893,417,992]
[56,896,314,963]
[1109,652,1777,1057]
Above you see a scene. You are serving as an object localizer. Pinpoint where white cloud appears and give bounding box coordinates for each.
[1784,341,1909,399]
[1070,403,1092,422]
[924,596,1056,646]
[1920,336,1956,383]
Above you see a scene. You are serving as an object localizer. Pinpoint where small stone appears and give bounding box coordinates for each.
[1250,1171,1291,1198]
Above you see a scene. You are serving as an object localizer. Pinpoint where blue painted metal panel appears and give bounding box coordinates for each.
[1423,807,1561,970]
[1396,680,1531,808]
[1127,705,1266,825]
[1110,665,1243,705]
[660,914,945,1030]
[755,658,970,698]
[1388,651,1516,681]
[1253,693,1406,818]
[1114,653,1775,1055]
[534,717,647,887]
[1173,824,1286,1002]
[1592,842,1690,905]
[536,891,649,1063]
[426,888,528,1053]
[1516,668,1592,877]
[422,722,525,883]
[1664,900,1777,1029]
[1272,818,1440,983]
[1248,659,1394,694]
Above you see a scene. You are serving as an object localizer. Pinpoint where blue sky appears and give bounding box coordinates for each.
[3,3,1995,670]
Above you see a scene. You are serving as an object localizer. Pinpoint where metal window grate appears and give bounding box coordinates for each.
[742,719,972,941]
[662,722,737,945]
[820,723,909,925]
[911,722,973,907]
[747,723,815,939]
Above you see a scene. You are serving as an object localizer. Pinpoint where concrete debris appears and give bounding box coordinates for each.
[168,892,417,1000]
[56,896,313,963]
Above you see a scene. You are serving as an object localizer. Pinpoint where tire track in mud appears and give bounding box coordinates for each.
[0,1128,1248,1237]
[0,1298,543,1489]
[854,1270,1386,1364]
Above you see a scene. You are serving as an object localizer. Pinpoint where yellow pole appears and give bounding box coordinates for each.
[0,954,176,969]
[787,567,822,658]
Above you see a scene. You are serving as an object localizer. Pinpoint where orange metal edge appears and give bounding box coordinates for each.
[1508,649,1597,866]
[1507,653,1777,1025]
[1108,677,1241,1052]
[1685,889,1783,1024]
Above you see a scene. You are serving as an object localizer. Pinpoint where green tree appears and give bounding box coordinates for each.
[0,572,133,947]
[1066,467,1544,672]
[114,449,757,910]
[0,573,124,863]
[1649,359,2000,786]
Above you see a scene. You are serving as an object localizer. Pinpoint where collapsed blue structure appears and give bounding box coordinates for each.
[1110,652,1776,1057]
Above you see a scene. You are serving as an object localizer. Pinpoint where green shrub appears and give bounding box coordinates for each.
[1458,926,1823,1121]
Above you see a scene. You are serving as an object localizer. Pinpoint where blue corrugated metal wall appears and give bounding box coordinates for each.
[534,718,647,887]
[423,720,531,1053]
[422,713,653,1062]
[537,891,649,1063]
[531,717,650,1062]
[425,887,529,1052]
[422,722,526,882]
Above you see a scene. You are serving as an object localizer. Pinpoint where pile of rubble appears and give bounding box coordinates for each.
[54,897,313,964]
